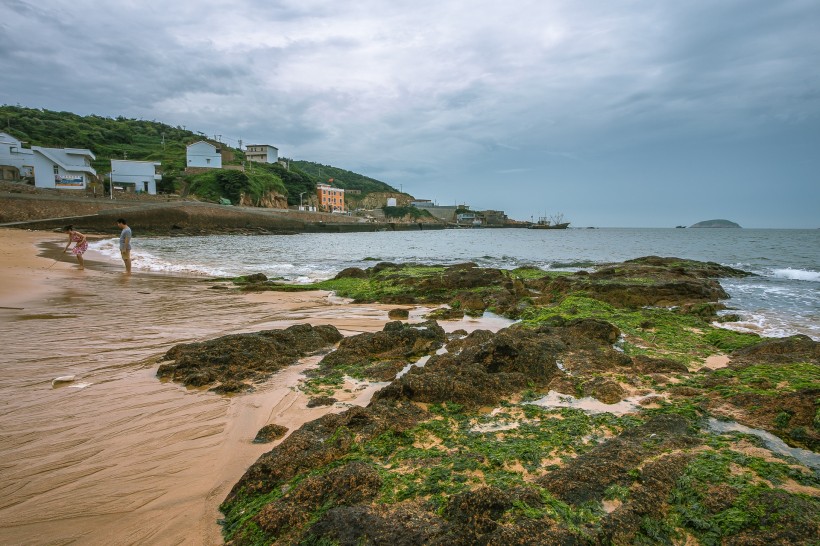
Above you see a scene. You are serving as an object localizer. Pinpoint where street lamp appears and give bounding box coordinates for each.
[299,192,306,210]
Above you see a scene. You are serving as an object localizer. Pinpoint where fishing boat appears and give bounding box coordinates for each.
[527,214,570,229]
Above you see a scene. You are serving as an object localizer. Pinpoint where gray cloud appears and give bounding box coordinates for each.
[1,0,818,226]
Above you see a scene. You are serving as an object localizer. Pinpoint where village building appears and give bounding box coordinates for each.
[245,144,278,164]
[480,210,508,227]
[456,211,480,226]
[111,159,162,194]
[186,141,222,169]
[316,183,345,212]
[31,146,96,190]
[0,132,34,180]
[411,200,458,223]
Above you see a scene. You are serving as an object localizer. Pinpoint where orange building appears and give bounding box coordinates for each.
[316,182,345,212]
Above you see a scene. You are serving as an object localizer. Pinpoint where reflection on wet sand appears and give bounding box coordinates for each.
[0,250,512,545]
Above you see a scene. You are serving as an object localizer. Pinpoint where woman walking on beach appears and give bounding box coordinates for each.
[63,225,88,270]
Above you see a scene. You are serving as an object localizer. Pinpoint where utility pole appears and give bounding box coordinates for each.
[161,133,165,148]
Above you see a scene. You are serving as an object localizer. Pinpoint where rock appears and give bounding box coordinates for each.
[210,380,253,394]
[425,306,465,320]
[452,292,486,314]
[631,355,690,374]
[334,267,368,279]
[638,394,666,405]
[242,273,268,283]
[598,452,695,544]
[708,388,820,451]
[387,308,410,320]
[566,318,621,344]
[318,320,446,375]
[375,322,626,408]
[443,486,512,534]
[582,378,626,404]
[730,335,820,365]
[667,386,702,397]
[253,423,289,443]
[157,323,343,389]
[547,376,577,396]
[253,462,383,541]
[538,415,700,506]
[529,256,751,309]
[306,396,337,408]
[224,401,428,503]
[305,503,445,546]
[721,490,820,545]
[303,486,578,545]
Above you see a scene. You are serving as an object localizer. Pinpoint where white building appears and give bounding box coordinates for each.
[186,140,222,168]
[111,159,161,194]
[245,144,278,164]
[31,146,96,190]
[0,132,34,179]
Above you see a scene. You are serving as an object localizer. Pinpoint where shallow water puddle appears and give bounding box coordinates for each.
[706,418,820,470]
[526,390,650,415]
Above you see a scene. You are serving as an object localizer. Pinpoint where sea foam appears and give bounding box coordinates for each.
[772,268,820,282]
[89,238,229,276]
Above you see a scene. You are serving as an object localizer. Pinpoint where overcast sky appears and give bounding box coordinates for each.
[2,0,818,227]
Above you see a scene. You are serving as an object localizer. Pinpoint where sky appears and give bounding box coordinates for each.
[1,0,819,227]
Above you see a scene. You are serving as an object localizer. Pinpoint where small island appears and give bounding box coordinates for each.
[689,219,741,228]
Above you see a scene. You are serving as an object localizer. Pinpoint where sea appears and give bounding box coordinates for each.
[90,227,819,341]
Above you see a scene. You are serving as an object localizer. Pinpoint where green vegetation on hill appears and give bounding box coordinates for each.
[1,105,401,205]
[186,169,286,205]
[1,105,194,175]
[243,161,317,207]
[290,160,398,195]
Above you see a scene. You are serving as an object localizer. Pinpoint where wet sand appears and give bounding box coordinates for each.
[0,228,509,545]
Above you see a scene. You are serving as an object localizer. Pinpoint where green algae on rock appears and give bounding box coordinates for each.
[212,257,818,544]
[157,323,343,390]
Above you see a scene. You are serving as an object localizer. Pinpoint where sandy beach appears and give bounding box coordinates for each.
[0,228,507,545]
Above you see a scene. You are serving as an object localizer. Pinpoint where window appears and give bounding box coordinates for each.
[53,165,59,175]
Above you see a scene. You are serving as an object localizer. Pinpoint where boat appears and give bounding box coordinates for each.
[527,215,570,229]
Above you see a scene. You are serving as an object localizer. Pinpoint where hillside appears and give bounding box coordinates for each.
[290,160,399,195]
[0,105,401,207]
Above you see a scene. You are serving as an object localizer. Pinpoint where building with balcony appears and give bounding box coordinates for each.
[316,183,345,212]
[31,146,96,190]
[0,132,34,180]
[245,144,278,164]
